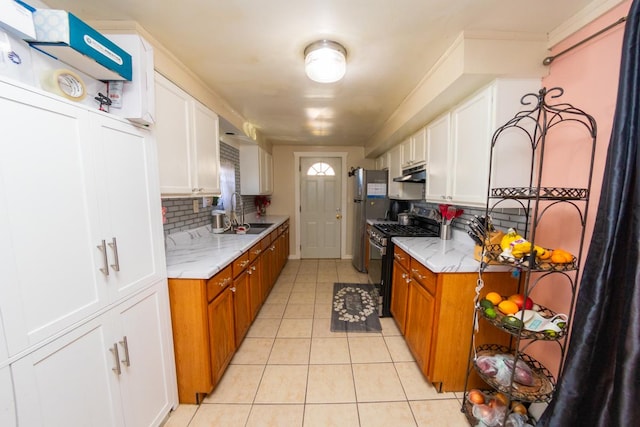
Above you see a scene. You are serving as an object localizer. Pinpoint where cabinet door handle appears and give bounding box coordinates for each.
[251,266,256,271]
[231,287,236,293]
[119,336,131,367]
[97,240,109,276]
[270,246,276,251]
[252,249,262,255]
[411,268,425,280]
[240,260,249,268]
[108,237,120,272]
[109,343,121,375]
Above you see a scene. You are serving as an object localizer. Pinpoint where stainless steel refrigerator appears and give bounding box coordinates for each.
[351,168,388,272]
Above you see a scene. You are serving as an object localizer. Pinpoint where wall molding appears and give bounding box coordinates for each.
[548,0,627,48]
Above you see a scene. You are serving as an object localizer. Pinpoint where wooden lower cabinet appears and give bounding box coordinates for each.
[390,258,410,334]
[405,278,436,374]
[393,251,518,392]
[233,269,251,346]
[207,286,235,387]
[168,221,290,403]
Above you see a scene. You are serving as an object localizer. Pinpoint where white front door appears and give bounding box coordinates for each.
[300,157,342,258]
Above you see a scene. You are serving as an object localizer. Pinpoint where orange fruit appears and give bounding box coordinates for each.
[511,402,527,415]
[498,300,519,315]
[485,292,503,305]
[467,389,485,405]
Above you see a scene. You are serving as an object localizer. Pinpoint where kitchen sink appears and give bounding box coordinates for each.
[219,223,273,235]
[248,223,274,229]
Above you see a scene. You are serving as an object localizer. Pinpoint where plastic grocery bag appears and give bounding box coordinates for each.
[476,354,534,386]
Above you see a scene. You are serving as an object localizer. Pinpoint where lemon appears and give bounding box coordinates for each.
[485,292,503,305]
[497,300,519,315]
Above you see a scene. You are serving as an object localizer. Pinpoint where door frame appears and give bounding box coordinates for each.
[294,152,348,259]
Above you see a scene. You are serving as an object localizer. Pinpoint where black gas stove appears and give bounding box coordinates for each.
[368,218,440,317]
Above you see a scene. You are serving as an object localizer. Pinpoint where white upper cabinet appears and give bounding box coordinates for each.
[388,145,402,198]
[388,145,423,200]
[449,85,494,205]
[191,100,221,194]
[400,127,427,168]
[424,113,451,201]
[154,72,220,196]
[240,145,273,195]
[424,78,540,206]
[376,152,389,170]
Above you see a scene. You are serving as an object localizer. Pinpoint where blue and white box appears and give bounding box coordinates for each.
[29,9,132,81]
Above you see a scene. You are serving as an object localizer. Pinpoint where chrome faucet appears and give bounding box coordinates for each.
[230,192,244,228]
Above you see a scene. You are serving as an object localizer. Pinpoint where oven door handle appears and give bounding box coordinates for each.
[369,239,386,256]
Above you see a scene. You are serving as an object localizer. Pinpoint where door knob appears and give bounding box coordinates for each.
[336,214,342,219]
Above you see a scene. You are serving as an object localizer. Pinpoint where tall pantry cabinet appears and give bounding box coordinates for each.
[0,77,177,426]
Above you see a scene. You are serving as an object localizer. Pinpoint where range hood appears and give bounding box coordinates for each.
[393,164,426,183]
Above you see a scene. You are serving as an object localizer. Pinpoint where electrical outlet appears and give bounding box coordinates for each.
[202,196,213,208]
[193,199,199,213]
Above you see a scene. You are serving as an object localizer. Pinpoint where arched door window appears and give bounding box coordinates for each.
[306,162,335,176]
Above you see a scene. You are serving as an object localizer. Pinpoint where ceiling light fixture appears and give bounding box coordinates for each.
[304,40,347,83]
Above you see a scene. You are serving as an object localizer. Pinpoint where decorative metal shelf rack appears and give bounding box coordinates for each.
[462,87,597,426]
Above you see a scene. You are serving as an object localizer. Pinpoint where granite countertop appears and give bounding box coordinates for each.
[392,229,512,274]
[165,214,289,279]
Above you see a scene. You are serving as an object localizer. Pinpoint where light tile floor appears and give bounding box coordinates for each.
[163,259,469,427]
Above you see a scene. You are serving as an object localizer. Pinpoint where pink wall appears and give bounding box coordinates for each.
[528,0,632,374]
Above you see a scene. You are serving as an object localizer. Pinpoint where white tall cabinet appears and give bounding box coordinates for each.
[0,77,177,426]
[154,72,221,196]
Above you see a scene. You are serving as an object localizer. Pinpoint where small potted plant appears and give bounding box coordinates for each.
[255,195,271,217]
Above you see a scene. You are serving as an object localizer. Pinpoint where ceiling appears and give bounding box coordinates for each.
[43,0,598,152]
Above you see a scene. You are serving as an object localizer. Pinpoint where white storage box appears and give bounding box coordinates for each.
[29,9,132,81]
[0,0,35,40]
[104,33,155,125]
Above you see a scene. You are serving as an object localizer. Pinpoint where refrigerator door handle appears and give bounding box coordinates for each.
[336,207,342,220]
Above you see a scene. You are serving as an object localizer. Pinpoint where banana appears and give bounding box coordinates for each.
[499,228,550,260]
[500,228,522,251]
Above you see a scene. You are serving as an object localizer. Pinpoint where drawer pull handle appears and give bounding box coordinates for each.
[119,336,131,367]
[110,344,121,375]
[108,237,120,272]
[97,240,109,276]
[239,260,250,268]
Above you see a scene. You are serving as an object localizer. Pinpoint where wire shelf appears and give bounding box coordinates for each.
[490,187,588,200]
[473,344,556,403]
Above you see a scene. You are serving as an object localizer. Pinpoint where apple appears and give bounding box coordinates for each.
[508,294,534,310]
